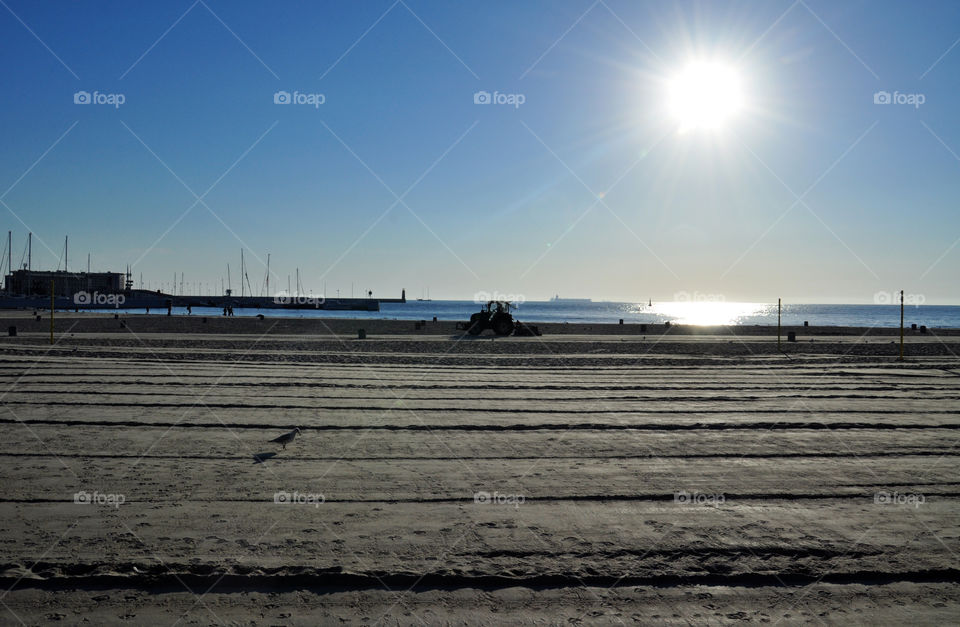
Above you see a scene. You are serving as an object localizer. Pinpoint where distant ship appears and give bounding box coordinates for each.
[550,295,591,303]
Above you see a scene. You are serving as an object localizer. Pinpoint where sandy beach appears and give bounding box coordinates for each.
[5,0,959,624]
[0,312,958,625]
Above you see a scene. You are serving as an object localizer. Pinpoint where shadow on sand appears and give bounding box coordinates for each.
[253,451,278,464]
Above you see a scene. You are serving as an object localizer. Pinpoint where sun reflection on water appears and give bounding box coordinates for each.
[647,301,772,326]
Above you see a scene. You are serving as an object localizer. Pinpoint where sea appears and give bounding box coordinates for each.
[97,300,960,328]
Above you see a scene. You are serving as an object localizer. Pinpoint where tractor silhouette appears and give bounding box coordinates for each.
[457,301,541,336]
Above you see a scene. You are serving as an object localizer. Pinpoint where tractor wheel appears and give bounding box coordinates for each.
[467,313,485,335]
[493,318,514,336]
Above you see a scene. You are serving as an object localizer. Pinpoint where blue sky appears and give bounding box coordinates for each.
[1,0,958,303]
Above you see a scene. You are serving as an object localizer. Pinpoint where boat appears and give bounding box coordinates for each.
[550,295,591,303]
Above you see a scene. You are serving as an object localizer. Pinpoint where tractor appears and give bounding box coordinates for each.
[457,301,542,336]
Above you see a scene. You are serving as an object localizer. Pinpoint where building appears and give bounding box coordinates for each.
[4,269,124,297]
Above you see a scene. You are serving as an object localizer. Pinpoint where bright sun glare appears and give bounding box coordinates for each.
[667,61,744,131]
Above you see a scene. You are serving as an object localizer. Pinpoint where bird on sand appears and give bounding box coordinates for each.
[270,427,301,450]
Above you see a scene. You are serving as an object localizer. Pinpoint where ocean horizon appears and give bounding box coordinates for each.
[80,300,960,328]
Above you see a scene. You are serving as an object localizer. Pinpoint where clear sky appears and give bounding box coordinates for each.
[1,0,958,303]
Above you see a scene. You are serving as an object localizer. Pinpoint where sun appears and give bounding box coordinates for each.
[667,60,744,131]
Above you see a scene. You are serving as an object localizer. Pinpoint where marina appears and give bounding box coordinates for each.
[0,233,406,312]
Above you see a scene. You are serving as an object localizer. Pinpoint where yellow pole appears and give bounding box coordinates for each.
[777,298,781,350]
[899,289,904,362]
[49,279,54,345]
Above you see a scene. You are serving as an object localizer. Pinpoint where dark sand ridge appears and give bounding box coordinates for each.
[0,313,957,624]
[4,310,960,335]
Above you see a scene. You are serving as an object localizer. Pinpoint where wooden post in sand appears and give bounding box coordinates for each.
[899,290,904,362]
[49,280,54,345]
[777,298,781,350]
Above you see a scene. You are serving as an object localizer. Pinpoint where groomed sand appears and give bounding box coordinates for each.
[0,312,958,625]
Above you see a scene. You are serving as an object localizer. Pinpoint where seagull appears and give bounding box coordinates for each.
[270,427,301,450]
